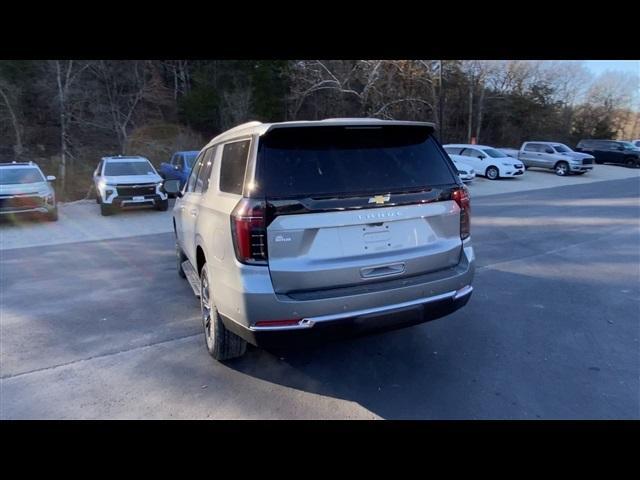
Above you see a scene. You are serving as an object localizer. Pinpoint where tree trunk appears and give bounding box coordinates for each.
[467,83,473,143]
[475,84,485,142]
[0,86,23,157]
[55,60,67,197]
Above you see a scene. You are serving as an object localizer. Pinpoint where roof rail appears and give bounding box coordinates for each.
[222,121,263,135]
[0,161,34,166]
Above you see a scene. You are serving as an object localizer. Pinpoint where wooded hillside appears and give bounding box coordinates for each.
[1,60,638,200]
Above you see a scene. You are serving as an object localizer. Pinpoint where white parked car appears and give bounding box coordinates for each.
[443,144,525,180]
[93,155,168,216]
[448,154,476,183]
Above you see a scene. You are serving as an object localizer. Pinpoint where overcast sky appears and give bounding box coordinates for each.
[582,60,639,77]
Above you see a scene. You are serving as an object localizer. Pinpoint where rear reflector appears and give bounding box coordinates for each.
[255,319,302,327]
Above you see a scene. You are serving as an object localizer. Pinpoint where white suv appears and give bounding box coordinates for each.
[166,119,475,361]
[0,161,58,221]
[93,156,168,216]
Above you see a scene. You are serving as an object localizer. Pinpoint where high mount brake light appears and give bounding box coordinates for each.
[452,187,471,240]
[231,198,269,265]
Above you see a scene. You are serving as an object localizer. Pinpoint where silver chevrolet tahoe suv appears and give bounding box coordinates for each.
[166,119,475,361]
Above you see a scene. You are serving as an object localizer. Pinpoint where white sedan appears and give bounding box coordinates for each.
[449,154,476,183]
[443,144,525,180]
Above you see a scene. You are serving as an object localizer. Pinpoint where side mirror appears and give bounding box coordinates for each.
[545,149,554,154]
[478,155,486,160]
[617,146,625,151]
[46,175,56,181]
[163,179,182,197]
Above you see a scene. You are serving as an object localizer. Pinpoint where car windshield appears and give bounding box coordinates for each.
[0,167,45,185]
[184,152,198,168]
[258,126,456,199]
[482,148,508,158]
[552,144,572,153]
[104,161,156,176]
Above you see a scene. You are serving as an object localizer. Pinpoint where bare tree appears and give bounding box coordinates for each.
[0,81,23,157]
[51,60,91,194]
[90,60,148,154]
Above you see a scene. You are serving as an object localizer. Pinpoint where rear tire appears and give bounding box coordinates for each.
[485,166,500,180]
[200,264,247,361]
[555,161,569,176]
[156,198,169,211]
[626,158,638,168]
[100,203,115,216]
[47,207,59,222]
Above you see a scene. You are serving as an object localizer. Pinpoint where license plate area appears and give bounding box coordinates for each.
[338,219,431,256]
[353,304,424,331]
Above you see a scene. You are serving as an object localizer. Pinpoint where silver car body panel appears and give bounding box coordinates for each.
[174,119,475,334]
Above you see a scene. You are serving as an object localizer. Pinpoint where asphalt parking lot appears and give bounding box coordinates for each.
[1,170,639,419]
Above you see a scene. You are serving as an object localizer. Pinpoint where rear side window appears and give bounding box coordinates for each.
[220,140,250,194]
[257,126,455,199]
[524,143,542,152]
[444,146,464,155]
[462,148,484,158]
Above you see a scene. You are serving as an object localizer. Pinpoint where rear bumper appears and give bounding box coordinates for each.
[222,285,473,348]
[215,242,475,348]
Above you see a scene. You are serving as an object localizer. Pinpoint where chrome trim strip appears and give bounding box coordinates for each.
[250,289,463,332]
[453,285,473,300]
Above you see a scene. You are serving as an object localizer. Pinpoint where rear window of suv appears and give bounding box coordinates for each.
[257,126,456,199]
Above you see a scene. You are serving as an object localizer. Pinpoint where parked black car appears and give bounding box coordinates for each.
[575,140,640,168]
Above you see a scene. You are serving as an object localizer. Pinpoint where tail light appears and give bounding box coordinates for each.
[452,187,471,240]
[231,198,269,265]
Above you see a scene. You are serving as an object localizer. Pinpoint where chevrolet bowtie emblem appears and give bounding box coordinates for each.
[369,194,390,205]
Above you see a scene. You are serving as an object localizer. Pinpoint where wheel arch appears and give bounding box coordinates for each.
[485,165,500,177]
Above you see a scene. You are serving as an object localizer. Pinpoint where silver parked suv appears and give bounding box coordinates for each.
[166,119,475,360]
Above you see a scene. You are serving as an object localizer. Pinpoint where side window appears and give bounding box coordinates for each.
[525,143,543,152]
[219,140,250,195]
[194,147,216,194]
[186,153,205,192]
[174,155,183,168]
[95,160,103,176]
[462,148,483,158]
[445,147,463,155]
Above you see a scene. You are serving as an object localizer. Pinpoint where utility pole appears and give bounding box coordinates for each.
[439,60,445,141]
